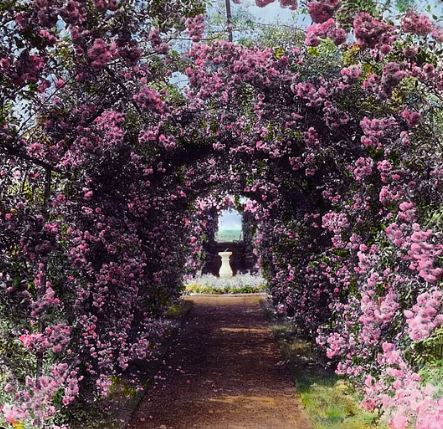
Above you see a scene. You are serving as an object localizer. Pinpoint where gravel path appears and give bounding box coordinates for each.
[128,295,312,429]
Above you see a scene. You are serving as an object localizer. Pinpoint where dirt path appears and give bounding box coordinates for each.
[128,294,312,429]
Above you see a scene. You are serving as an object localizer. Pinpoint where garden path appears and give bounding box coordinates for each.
[128,294,312,429]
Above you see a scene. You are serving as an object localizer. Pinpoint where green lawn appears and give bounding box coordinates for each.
[215,229,242,242]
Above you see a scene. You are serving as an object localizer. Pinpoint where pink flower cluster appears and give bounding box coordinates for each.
[323,101,350,129]
[377,160,393,183]
[322,211,349,233]
[2,363,78,426]
[322,211,349,248]
[398,201,417,223]
[401,12,433,37]
[7,53,46,85]
[381,62,408,96]
[303,127,320,147]
[159,134,177,151]
[235,0,297,8]
[353,12,389,48]
[386,222,443,283]
[60,0,87,25]
[87,38,117,69]
[94,110,125,148]
[325,332,349,358]
[404,289,443,341]
[19,324,71,354]
[360,116,397,148]
[30,284,61,318]
[352,157,373,181]
[340,65,361,82]
[363,343,443,429]
[359,288,399,346]
[306,18,346,47]
[133,86,165,114]
[149,28,169,54]
[307,0,340,23]
[401,108,421,128]
[254,0,274,6]
[432,27,443,43]
[408,226,443,283]
[278,0,298,9]
[185,15,205,42]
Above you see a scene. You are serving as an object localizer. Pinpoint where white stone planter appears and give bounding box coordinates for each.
[218,251,233,278]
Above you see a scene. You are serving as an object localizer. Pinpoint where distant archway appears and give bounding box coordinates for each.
[215,208,243,243]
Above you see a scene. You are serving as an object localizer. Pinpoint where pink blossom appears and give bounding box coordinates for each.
[87,38,116,68]
[404,289,443,340]
[353,12,389,48]
[401,109,421,128]
[307,1,339,24]
[306,18,346,47]
[133,86,165,113]
[353,157,373,181]
[185,15,205,42]
[402,12,433,36]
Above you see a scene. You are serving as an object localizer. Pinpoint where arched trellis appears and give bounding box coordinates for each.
[1,0,443,427]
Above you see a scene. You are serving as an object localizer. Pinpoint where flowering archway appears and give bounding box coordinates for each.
[1,0,443,427]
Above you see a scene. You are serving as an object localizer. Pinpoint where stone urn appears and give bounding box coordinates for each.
[218,251,233,278]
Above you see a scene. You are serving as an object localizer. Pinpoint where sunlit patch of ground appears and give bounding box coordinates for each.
[129,295,313,429]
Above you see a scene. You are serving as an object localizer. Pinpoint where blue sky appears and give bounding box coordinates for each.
[218,209,243,231]
[212,0,443,29]
[231,0,298,24]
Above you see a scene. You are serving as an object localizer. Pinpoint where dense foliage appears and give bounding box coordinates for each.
[0,0,442,428]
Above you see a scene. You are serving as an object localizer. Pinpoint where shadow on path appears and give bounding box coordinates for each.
[128,295,312,429]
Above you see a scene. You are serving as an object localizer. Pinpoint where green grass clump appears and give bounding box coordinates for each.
[165,300,193,318]
[271,322,386,429]
[419,359,443,397]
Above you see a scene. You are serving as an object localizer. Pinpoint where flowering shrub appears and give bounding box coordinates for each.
[185,273,266,294]
[0,0,443,428]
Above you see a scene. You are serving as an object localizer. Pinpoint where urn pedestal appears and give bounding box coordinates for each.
[218,251,233,278]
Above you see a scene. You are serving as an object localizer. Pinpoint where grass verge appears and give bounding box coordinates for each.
[269,319,386,429]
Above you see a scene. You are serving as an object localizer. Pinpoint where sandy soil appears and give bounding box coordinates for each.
[128,294,313,429]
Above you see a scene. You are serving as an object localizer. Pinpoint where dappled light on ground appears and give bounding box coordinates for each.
[129,295,312,429]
